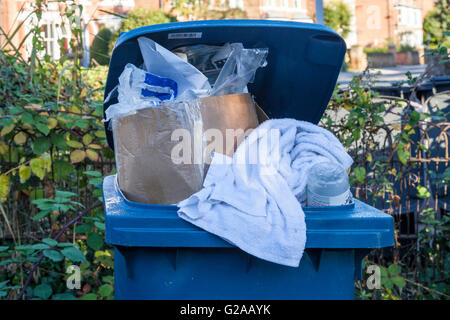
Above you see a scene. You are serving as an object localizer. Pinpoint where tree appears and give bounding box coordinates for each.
[324,1,352,39]
[170,0,247,21]
[108,9,177,53]
[90,27,112,66]
[120,8,177,32]
[423,0,450,47]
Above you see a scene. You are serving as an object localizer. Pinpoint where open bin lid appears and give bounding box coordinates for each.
[103,19,347,149]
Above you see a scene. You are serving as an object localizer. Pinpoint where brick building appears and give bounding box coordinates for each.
[0,0,437,63]
[353,0,436,49]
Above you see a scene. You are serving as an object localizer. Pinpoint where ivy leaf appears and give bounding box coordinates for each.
[0,140,8,155]
[61,247,86,264]
[19,166,31,183]
[47,118,58,130]
[36,122,50,135]
[76,224,93,234]
[416,186,431,199]
[54,160,74,179]
[33,283,52,299]
[94,222,105,231]
[0,174,10,203]
[41,238,58,247]
[82,134,93,145]
[87,233,104,251]
[88,144,102,150]
[397,143,410,165]
[43,249,64,262]
[66,140,84,148]
[50,133,67,149]
[20,112,34,125]
[388,263,401,276]
[32,137,51,155]
[30,158,45,180]
[83,171,102,177]
[51,293,77,300]
[55,190,77,198]
[30,243,50,250]
[70,150,86,163]
[14,131,27,145]
[409,110,420,126]
[80,293,98,300]
[86,149,99,162]
[1,125,15,137]
[354,166,366,183]
[98,284,113,297]
[94,130,106,138]
[391,276,406,288]
[32,210,51,221]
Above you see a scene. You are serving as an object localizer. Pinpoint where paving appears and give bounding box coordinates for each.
[338,65,427,86]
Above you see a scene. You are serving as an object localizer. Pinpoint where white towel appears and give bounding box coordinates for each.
[177,119,353,267]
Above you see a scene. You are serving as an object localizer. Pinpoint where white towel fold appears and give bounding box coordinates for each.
[177,119,353,267]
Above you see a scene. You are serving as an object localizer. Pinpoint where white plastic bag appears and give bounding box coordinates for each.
[137,37,211,100]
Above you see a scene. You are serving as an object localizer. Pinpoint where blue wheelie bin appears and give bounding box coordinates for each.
[103,20,395,300]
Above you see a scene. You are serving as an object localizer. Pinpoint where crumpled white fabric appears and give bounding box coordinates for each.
[177,119,353,267]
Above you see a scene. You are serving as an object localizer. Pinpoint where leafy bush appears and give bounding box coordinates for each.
[0,3,114,300]
[397,44,417,53]
[423,0,450,47]
[322,71,449,300]
[121,8,176,31]
[364,47,389,54]
[324,0,352,39]
[91,27,113,66]
[109,9,176,53]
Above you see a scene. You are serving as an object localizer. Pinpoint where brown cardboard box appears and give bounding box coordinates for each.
[113,93,264,205]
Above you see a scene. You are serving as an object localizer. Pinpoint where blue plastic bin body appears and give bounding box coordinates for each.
[103,20,395,299]
[104,175,394,300]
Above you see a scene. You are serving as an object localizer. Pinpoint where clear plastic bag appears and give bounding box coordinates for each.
[211,43,268,96]
[173,43,233,85]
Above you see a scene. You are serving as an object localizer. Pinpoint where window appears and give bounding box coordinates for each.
[41,21,61,60]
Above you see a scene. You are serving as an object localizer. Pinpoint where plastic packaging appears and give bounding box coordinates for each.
[105,39,267,204]
[306,161,352,206]
[211,43,268,96]
[173,43,233,85]
[137,37,211,101]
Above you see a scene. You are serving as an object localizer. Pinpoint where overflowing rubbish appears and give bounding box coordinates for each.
[105,38,268,204]
[178,119,353,267]
[105,36,355,266]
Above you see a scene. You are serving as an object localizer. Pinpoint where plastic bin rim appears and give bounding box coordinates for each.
[113,175,355,212]
[114,19,342,49]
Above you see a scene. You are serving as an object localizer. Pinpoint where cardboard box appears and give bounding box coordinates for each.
[113,93,265,205]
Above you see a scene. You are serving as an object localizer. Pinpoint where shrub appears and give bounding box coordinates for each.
[121,8,176,31]
[397,44,417,53]
[423,0,450,47]
[0,3,114,300]
[324,0,352,39]
[109,9,176,53]
[90,27,113,66]
[364,47,389,54]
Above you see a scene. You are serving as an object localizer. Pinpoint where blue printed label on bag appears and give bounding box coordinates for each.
[141,72,178,101]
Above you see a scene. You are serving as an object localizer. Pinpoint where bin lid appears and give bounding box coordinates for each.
[103,19,347,149]
[104,175,394,249]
